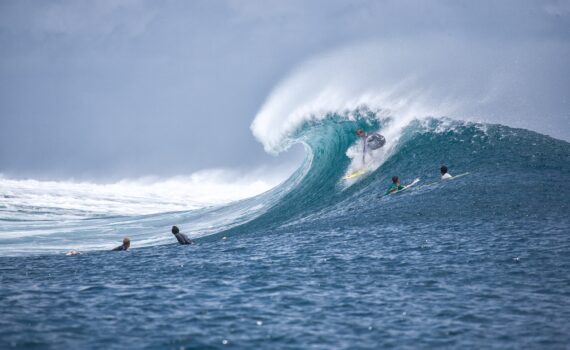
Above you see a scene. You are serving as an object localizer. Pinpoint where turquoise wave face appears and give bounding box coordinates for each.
[219,114,570,238]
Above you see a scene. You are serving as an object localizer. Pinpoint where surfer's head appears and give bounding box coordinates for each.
[172,226,180,234]
[123,237,130,249]
[392,176,399,184]
[356,129,365,137]
[440,165,448,175]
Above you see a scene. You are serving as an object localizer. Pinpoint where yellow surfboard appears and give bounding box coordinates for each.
[343,169,369,180]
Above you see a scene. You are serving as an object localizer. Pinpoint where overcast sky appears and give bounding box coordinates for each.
[1,0,569,180]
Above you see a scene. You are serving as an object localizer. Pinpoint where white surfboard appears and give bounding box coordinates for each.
[394,178,420,193]
[421,172,470,187]
[447,172,470,180]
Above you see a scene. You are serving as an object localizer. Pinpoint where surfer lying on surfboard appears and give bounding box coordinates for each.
[440,165,452,180]
[386,176,415,194]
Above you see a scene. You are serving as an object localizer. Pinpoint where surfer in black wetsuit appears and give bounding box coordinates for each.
[112,237,130,251]
[172,226,193,245]
[356,128,386,164]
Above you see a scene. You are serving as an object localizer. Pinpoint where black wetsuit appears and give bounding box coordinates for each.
[173,232,193,245]
[112,244,128,251]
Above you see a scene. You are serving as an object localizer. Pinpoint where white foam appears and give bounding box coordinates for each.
[0,168,288,219]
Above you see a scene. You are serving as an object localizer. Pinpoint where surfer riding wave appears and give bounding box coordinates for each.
[356,128,386,164]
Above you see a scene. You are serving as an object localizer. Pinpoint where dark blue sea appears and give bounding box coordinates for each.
[1,117,570,349]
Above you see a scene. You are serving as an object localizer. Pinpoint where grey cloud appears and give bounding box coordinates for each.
[544,0,570,16]
[0,0,156,38]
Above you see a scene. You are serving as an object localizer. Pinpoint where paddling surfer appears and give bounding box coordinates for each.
[172,226,193,245]
[440,165,452,180]
[386,176,405,194]
[112,237,130,251]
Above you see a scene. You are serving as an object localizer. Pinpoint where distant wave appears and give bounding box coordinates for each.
[0,170,285,220]
[0,168,297,255]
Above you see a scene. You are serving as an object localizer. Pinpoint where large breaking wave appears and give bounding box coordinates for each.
[2,111,568,256]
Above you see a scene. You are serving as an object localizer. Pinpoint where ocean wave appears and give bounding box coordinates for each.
[1,110,569,257]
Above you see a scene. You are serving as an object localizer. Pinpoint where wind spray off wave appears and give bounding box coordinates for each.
[251,38,570,153]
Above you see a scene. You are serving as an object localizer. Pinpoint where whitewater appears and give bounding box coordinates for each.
[1,41,570,349]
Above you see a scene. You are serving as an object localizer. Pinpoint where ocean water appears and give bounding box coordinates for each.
[1,115,570,349]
